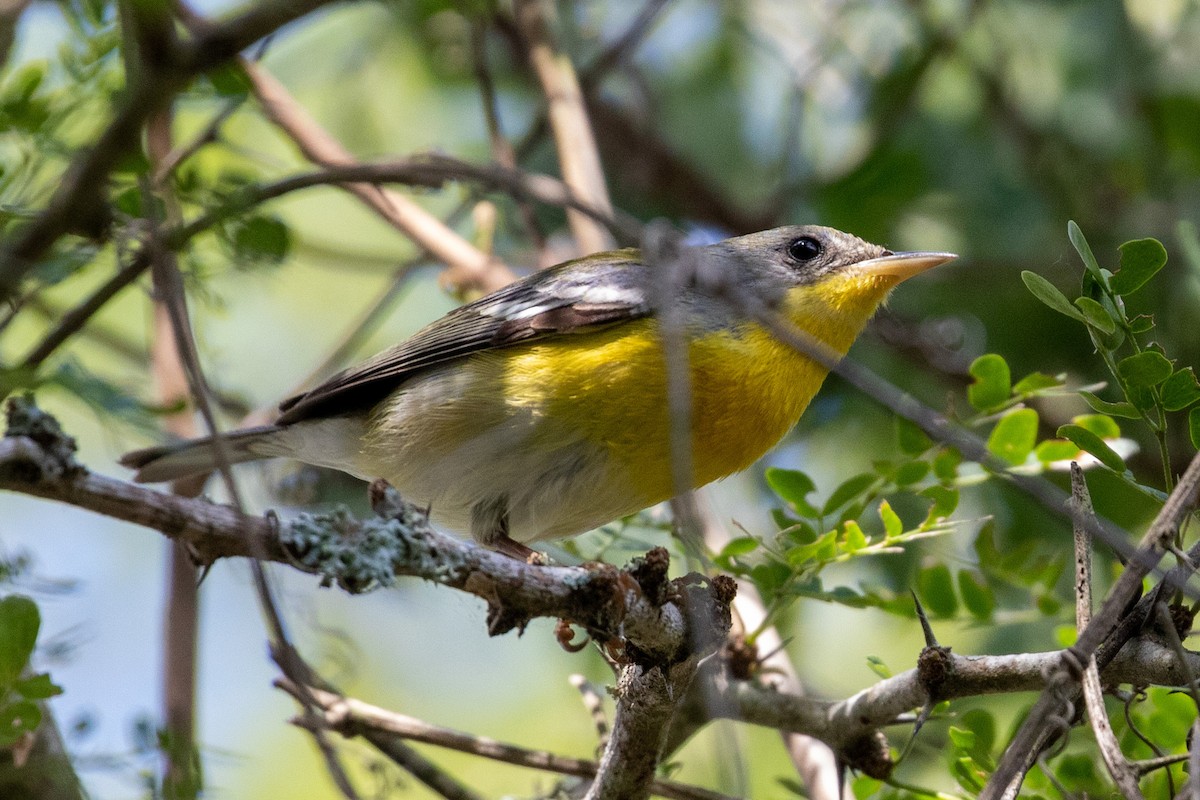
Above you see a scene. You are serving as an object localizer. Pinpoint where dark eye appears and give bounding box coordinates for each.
[787,236,822,262]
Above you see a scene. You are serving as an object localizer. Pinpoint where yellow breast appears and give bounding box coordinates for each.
[496,275,892,507]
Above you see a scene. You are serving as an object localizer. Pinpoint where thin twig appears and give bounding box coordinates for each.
[682,492,842,800]
[470,15,545,254]
[1187,720,1200,800]
[1071,463,1144,795]
[981,451,1200,800]
[0,0,342,301]
[1070,463,1093,630]
[278,680,735,800]
[145,99,204,800]
[171,156,642,250]
[242,59,517,294]
[586,662,699,800]
[1081,658,1143,799]
[570,674,610,750]
[8,429,1200,767]
[143,216,363,800]
[512,0,613,255]
[19,250,151,370]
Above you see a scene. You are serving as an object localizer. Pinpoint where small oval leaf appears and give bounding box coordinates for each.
[0,595,40,689]
[1079,391,1140,419]
[822,473,876,516]
[1111,238,1167,296]
[765,468,819,517]
[1072,414,1121,439]
[968,354,1012,411]
[1057,424,1126,471]
[917,562,958,618]
[879,500,903,539]
[1035,439,1081,464]
[987,408,1039,466]
[896,417,932,455]
[1073,296,1115,333]
[1161,368,1200,412]
[1068,221,1108,287]
[1021,271,1086,322]
[958,570,995,621]
[1117,351,1173,389]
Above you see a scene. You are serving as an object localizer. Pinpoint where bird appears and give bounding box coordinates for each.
[121,225,954,558]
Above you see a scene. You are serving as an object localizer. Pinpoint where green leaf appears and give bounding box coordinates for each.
[1129,314,1155,334]
[895,417,932,455]
[894,460,930,486]
[1057,424,1125,471]
[208,63,251,96]
[1013,371,1063,396]
[1068,220,1107,287]
[1035,439,1080,463]
[1190,408,1200,450]
[865,656,891,679]
[987,408,1038,466]
[0,595,40,690]
[958,570,995,621]
[231,215,291,266]
[719,537,759,558]
[968,354,1012,410]
[961,709,996,757]
[945,729,974,753]
[1117,351,1173,389]
[1079,391,1140,419]
[878,500,903,539]
[1161,368,1200,411]
[786,531,837,566]
[917,563,958,617]
[9,62,45,101]
[1072,414,1121,439]
[1073,296,1116,333]
[920,485,959,520]
[0,700,41,745]
[1111,238,1168,296]
[1055,625,1078,648]
[933,448,962,482]
[821,473,875,516]
[765,468,819,517]
[948,726,977,750]
[1036,592,1062,615]
[14,673,62,700]
[842,520,868,552]
[782,520,817,545]
[1021,270,1086,323]
[955,756,987,793]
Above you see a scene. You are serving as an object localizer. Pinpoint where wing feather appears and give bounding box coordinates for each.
[276,250,651,425]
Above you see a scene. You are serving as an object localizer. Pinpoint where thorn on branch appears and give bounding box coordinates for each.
[916,645,954,701]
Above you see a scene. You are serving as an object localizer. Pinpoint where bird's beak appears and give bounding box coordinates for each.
[855,251,957,281]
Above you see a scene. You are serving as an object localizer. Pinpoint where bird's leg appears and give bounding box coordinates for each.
[493,535,540,561]
[471,496,544,562]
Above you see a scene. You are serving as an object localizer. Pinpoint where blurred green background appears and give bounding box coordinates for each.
[3,0,1200,796]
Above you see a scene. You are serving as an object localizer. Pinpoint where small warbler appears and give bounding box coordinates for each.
[122,226,954,557]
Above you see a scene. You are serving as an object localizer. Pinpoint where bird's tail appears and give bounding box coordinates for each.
[120,425,286,483]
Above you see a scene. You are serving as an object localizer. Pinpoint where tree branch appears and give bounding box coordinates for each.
[279,680,736,800]
[512,0,613,255]
[0,0,347,301]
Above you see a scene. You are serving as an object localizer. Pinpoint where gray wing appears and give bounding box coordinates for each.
[276,249,652,425]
